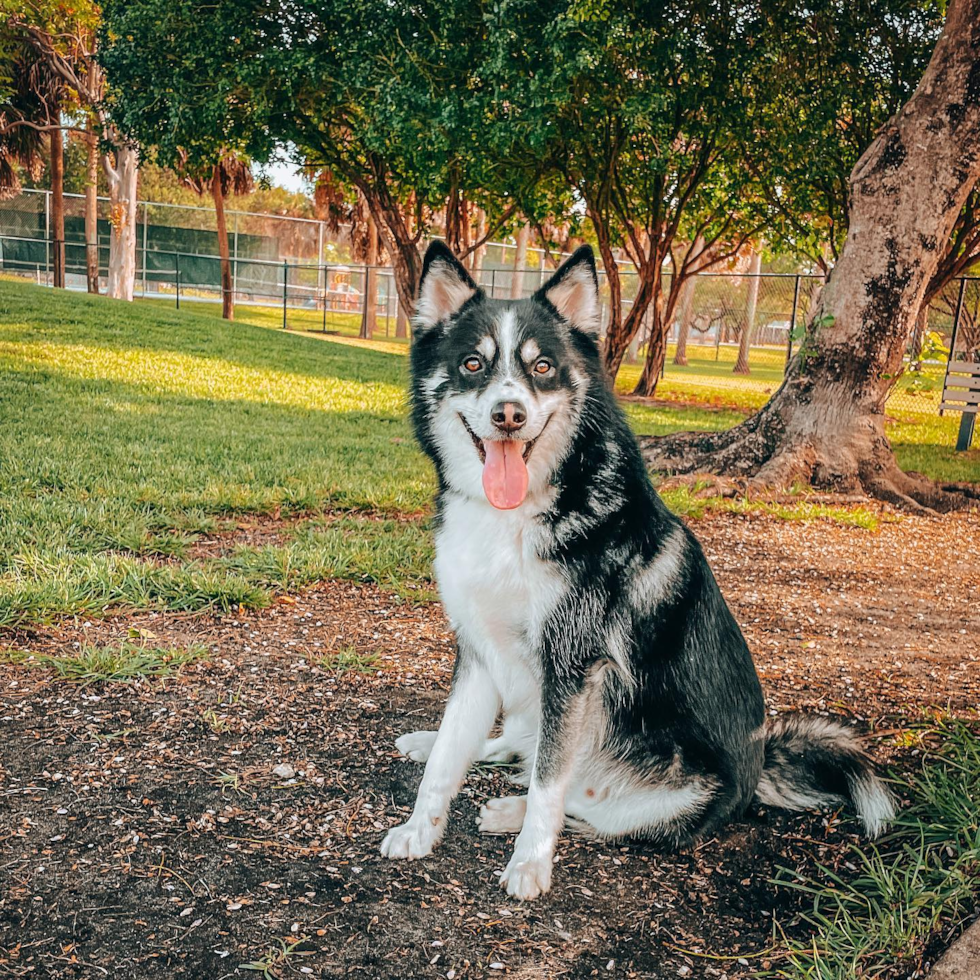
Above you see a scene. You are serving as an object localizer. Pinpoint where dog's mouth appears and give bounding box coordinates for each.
[458,414,550,510]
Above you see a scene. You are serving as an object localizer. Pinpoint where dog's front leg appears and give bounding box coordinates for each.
[499,678,591,900]
[381,659,499,860]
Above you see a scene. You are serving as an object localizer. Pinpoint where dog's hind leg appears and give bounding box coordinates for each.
[396,711,536,767]
[564,774,719,843]
[476,795,528,834]
[395,730,438,763]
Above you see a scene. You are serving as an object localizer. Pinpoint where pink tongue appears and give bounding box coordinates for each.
[482,440,529,509]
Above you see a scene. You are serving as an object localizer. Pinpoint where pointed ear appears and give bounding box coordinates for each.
[414,242,479,332]
[534,245,600,334]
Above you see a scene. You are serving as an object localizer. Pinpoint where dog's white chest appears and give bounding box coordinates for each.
[434,495,565,701]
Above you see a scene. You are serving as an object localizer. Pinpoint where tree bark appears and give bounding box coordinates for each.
[734,249,763,374]
[211,164,234,320]
[511,222,529,299]
[84,125,100,294]
[104,142,139,302]
[640,0,980,510]
[360,212,379,339]
[49,124,65,289]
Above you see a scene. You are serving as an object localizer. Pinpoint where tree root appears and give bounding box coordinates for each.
[639,427,978,514]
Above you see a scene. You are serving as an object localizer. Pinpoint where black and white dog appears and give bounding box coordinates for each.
[380,242,893,900]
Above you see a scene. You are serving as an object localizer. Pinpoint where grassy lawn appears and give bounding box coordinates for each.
[0,279,974,625]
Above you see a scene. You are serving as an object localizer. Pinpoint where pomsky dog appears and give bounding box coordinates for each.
[380,242,894,900]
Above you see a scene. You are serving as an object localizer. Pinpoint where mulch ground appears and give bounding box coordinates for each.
[1,511,979,979]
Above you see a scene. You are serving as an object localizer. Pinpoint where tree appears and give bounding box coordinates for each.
[99,1,283,304]
[180,153,254,319]
[7,1,140,299]
[0,23,67,286]
[484,0,767,387]
[641,0,980,508]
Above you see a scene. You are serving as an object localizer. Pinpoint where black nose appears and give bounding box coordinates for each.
[490,400,527,432]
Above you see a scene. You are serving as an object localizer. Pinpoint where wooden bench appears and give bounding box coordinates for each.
[940,360,980,451]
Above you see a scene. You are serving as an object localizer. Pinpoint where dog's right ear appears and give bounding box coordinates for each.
[414,242,479,334]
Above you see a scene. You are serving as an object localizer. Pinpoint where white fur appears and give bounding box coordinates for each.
[414,259,476,330]
[629,527,688,615]
[542,263,600,334]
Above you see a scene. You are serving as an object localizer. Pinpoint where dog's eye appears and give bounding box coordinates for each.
[533,358,553,375]
[462,356,483,373]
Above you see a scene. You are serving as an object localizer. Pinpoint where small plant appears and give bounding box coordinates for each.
[201,708,230,733]
[315,645,379,675]
[3,642,207,685]
[241,939,313,979]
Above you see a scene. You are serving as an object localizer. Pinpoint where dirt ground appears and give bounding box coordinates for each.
[1,511,979,979]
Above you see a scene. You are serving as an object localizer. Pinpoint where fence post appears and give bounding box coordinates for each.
[322,263,329,333]
[282,260,288,329]
[175,252,181,309]
[232,211,239,301]
[44,190,50,283]
[786,275,802,366]
[949,276,967,358]
[141,201,148,297]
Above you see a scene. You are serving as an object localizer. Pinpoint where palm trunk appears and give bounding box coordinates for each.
[640,0,980,509]
[734,250,763,374]
[84,125,100,294]
[211,165,234,320]
[360,213,379,339]
[50,124,65,289]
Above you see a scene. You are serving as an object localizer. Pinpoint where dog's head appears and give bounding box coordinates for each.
[410,242,601,510]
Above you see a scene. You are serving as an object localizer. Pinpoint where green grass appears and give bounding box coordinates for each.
[764,719,980,980]
[0,280,972,626]
[0,641,207,684]
[315,644,380,675]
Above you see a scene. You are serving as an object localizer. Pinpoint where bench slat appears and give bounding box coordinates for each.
[941,396,980,409]
[944,361,980,375]
[944,379,980,391]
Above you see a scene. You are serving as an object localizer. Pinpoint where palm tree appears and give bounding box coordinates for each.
[182,152,253,320]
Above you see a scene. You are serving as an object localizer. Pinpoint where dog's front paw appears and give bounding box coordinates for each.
[500,853,552,900]
[394,730,438,763]
[380,820,437,860]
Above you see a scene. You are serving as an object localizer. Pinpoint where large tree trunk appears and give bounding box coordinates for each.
[511,222,529,299]
[49,124,65,289]
[640,0,980,510]
[211,164,234,320]
[84,125,100,294]
[734,249,762,375]
[104,143,139,302]
[360,212,379,340]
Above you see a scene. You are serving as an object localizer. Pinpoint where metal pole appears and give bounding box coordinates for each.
[322,263,328,333]
[949,276,968,358]
[232,211,239,301]
[955,411,976,452]
[44,190,50,283]
[141,201,148,297]
[283,260,288,329]
[175,252,181,310]
[786,275,802,367]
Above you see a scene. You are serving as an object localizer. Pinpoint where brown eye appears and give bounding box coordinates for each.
[534,358,553,375]
[462,356,483,373]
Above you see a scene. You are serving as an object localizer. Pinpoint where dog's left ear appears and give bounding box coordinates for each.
[534,245,600,334]
[414,242,480,334]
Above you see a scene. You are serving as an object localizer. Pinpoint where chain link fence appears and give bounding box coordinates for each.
[2,187,977,447]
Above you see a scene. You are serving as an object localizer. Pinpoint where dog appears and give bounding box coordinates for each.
[380,242,894,900]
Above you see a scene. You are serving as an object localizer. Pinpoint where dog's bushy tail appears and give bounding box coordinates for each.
[755,715,895,837]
